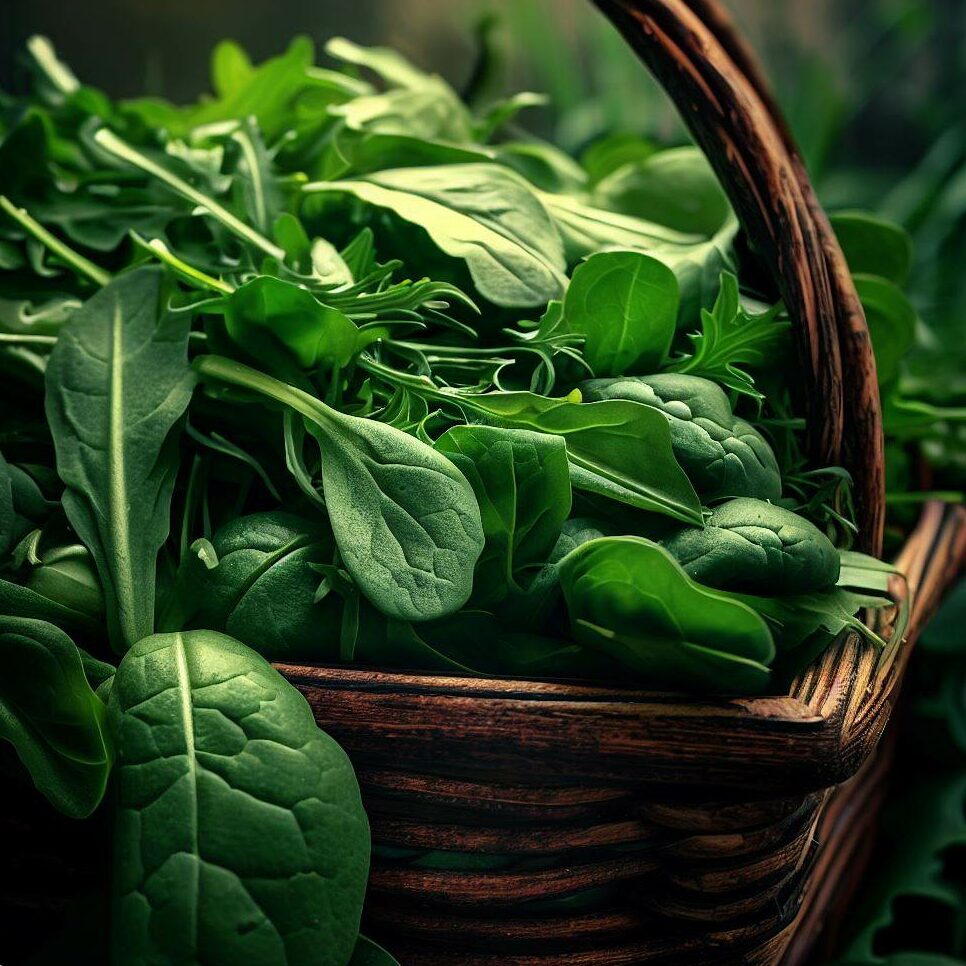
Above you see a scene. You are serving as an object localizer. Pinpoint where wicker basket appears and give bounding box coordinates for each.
[273,2,966,963]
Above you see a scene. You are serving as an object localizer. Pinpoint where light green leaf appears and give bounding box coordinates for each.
[561,251,678,376]
[304,164,567,307]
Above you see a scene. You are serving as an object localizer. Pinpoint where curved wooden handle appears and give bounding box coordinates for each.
[588,0,885,554]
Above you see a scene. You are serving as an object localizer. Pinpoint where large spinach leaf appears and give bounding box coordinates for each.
[0,614,111,818]
[581,373,781,501]
[435,424,571,605]
[196,356,485,622]
[110,630,370,966]
[45,267,194,651]
[558,536,775,693]
[661,498,841,595]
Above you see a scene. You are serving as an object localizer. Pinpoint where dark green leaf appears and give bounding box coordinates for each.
[558,536,774,692]
[110,630,370,966]
[45,267,194,651]
[435,425,571,605]
[0,614,111,818]
[582,374,781,501]
[459,390,702,524]
[661,498,841,595]
[196,356,485,622]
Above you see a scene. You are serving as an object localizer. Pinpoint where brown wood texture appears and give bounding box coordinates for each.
[588,0,885,554]
[282,502,965,964]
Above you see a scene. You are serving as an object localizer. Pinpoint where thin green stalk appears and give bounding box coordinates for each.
[94,129,285,261]
[0,195,111,287]
[133,236,234,295]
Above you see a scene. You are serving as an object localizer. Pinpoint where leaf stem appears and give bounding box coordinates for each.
[0,195,112,287]
[132,235,234,295]
[93,129,285,261]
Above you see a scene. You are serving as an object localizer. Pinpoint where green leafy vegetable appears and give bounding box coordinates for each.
[451,388,703,524]
[304,164,568,307]
[435,424,571,605]
[0,614,111,818]
[196,355,485,622]
[45,267,194,651]
[350,936,401,966]
[558,251,678,377]
[558,536,775,692]
[581,373,782,501]
[110,630,370,966]
[668,272,789,399]
[661,498,841,595]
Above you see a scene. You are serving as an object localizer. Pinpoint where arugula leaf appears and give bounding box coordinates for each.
[0,614,112,818]
[110,630,370,966]
[45,267,194,651]
[667,272,789,399]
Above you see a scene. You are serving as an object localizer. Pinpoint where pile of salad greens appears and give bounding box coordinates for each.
[0,32,928,966]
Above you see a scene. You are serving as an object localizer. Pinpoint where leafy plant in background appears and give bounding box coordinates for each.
[0,25,936,966]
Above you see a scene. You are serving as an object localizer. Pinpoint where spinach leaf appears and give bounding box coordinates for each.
[349,936,400,966]
[667,272,789,400]
[661,498,841,595]
[196,356,485,622]
[435,424,571,605]
[45,267,194,651]
[0,576,102,642]
[0,614,111,818]
[22,541,104,624]
[559,251,678,377]
[225,276,363,369]
[110,630,369,966]
[304,164,567,307]
[581,373,782,502]
[173,511,343,661]
[558,536,775,693]
[457,390,703,524]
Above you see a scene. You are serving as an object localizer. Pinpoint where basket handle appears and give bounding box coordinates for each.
[589,0,885,554]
